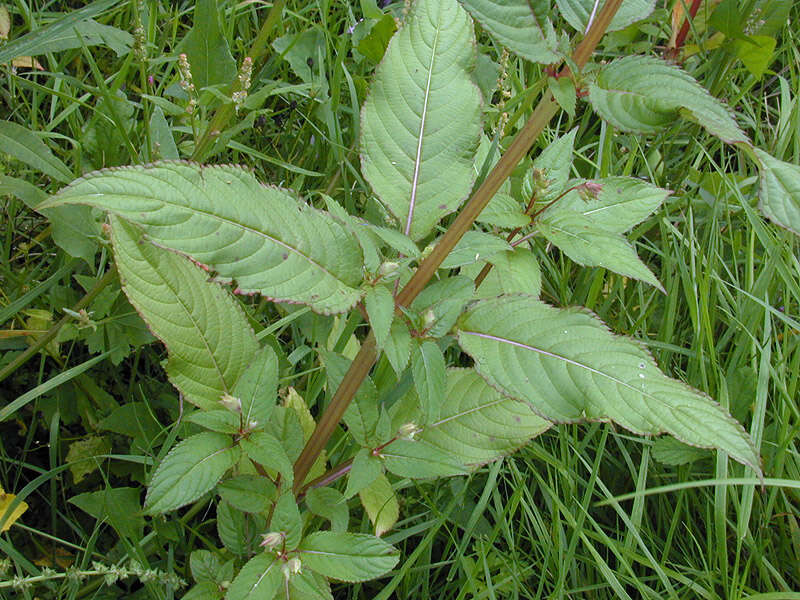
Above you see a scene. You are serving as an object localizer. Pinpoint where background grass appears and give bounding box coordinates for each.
[1,0,798,598]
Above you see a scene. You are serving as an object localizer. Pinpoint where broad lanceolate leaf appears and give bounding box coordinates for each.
[419,368,550,466]
[225,553,282,600]
[588,56,749,144]
[360,0,482,240]
[412,340,447,422]
[45,162,363,314]
[365,285,394,350]
[178,0,237,89]
[381,439,469,478]
[459,0,564,64]
[456,296,760,473]
[462,248,542,299]
[112,218,259,410]
[547,177,670,234]
[537,211,664,291]
[145,432,240,514]
[299,532,400,582]
[0,121,73,183]
[556,0,656,33]
[754,148,800,236]
[358,473,399,536]
[235,347,279,428]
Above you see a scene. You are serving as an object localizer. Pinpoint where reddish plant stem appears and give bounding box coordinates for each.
[292,0,625,494]
[671,0,704,57]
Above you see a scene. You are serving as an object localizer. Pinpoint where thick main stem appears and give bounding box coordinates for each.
[292,0,625,492]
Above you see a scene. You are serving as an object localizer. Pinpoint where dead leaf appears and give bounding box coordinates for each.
[0,486,29,532]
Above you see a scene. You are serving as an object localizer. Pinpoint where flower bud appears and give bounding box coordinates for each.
[219,393,242,413]
[378,261,399,277]
[260,532,284,550]
[397,422,421,440]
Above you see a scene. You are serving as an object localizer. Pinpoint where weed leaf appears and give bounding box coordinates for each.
[556,0,656,33]
[361,0,482,240]
[225,553,282,600]
[299,532,400,581]
[456,296,761,474]
[754,148,800,236]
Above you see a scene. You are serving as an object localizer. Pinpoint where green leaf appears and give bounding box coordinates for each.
[549,76,576,118]
[526,127,578,202]
[754,148,800,236]
[240,432,294,487]
[225,553,282,600]
[69,487,144,540]
[733,35,776,79]
[358,473,398,537]
[0,175,99,264]
[149,107,179,160]
[66,435,110,483]
[284,387,327,482]
[709,0,745,39]
[273,29,325,86]
[419,368,550,466]
[547,177,669,234]
[459,0,563,64]
[111,217,260,410]
[145,432,240,514]
[218,475,277,513]
[271,493,303,549]
[476,192,530,229]
[537,211,664,291]
[381,439,469,478]
[455,296,761,473]
[322,350,380,446]
[438,231,512,269]
[46,162,364,314]
[299,532,400,581]
[365,285,395,350]
[412,341,447,423]
[588,56,749,144]
[190,550,234,586]
[183,582,223,600]
[651,437,710,466]
[0,121,73,183]
[178,0,236,89]
[383,319,412,376]
[217,500,266,555]
[556,0,656,33]
[362,223,420,258]
[357,14,397,63]
[186,410,241,434]
[462,248,542,299]
[344,449,383,499]
[305,488,349,532]
[0,0,120,64]
[235,347,280,429]
[287,571,333,600]
[411,275,475,338]
[360,0,482,240]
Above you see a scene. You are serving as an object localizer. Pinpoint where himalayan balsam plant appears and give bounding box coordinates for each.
[26,0,798,597]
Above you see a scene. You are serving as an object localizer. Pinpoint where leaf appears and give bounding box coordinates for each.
[547,177,669,234]
[0,6,9,40]
[45,162,363,314]
[271,493,303,549]
[218,475,277,514]
[25,19,133,56]
[412,340,447,422]
[305,488,349,532]
[549,76,576,118]
[66,435,110,483]
[360,0,482,240]
[754,148,800,236]
[537,211,664,291]
[462,247,542,299]
[476,192,530,229]
[0,0,119,64]
[178,0,236,89]
[438,230,512,269]
[384,319,411,376]
[322,351,380,446]
[365,285,395,350]
[733,35,776,79]
[411,275,475,338]
[68,487,143,540]
[419,368,550,466]
[191,549,234,586]
[283,388,327,481]
[0,486,28,533]
[0,120,73,183]
[358,473,398,537]
[357,14,397,63]
[235,347,280,429]
[186,410,241,434]
[588,55,749,144]
[526,127,578,201]
[299,532,400,581]
[149,106,179,160]
[286,571,333,600]
[240,432,294,487]
[455,296,761,473]
[651,437,710,466]
[145,432,240,514]
[111,217,260,410]
[0,174,98,264]
[459,0,563,64]
[225,553,282,600]
[381,439,469,478]
[217,500,266,555]
[345,449,383,499]
[273,29,325,85]
[556,0,656,33]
